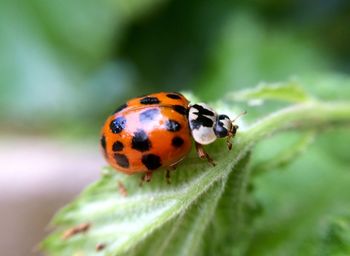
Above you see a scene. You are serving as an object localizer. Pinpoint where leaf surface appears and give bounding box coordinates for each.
[42,85,350,256]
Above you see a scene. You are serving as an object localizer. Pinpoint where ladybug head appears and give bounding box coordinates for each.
[214,114,235,138]
[214,111,246,150]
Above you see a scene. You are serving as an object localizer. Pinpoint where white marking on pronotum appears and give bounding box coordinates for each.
[188,103,217,145]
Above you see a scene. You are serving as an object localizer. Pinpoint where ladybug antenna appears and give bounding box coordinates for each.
[231,110,247,123]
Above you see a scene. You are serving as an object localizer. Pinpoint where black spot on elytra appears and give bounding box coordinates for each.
[140,96,160,105]
[166,119,181,132]
[132,129,151,152]
[113,103,127,114]
[192,104,215,116]
[142,154,162,170]
[172,136,184,148]
[112,141,124,151]
[190,116,214,129]
[139,108,160,123]
[173,105,187,115]
[110,117,126,134]
[166,93,182,99]
[100,135,106,150]
[114,153,129,168]
[100,135,107,156]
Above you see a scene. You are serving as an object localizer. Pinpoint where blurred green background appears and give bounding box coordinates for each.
[1,0,350,255]
[1,0,350,137]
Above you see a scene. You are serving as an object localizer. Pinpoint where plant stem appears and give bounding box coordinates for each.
[239,101,350,149]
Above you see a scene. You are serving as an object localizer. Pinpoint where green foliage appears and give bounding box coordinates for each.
[0,0,166,133]
[42,82,350,255]
[2,1,348,135]
[317,214,350,256]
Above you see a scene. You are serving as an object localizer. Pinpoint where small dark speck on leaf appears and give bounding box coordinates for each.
[61,223,91,240]
[96,243,107,251]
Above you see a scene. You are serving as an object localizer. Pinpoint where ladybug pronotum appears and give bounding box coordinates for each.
[100,92,242,183]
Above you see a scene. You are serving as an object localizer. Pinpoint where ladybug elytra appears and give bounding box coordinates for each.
[100,92,242,183]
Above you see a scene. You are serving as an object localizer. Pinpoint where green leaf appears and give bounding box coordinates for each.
[252,131,316,175]
[202,153,252,256]
[247,144,350,255]
[127,170,228,256]
[42,142,250,255]
[41,89,350,256]
[226,80,313,104]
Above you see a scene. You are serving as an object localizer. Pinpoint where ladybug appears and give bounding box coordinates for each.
[100,92,242,183]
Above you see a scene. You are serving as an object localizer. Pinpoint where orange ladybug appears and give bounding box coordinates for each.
[100,92,241,183]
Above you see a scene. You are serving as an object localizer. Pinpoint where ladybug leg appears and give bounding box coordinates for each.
[165,165,177,184]
[144,171,153,182]
[139,171,153,186]
[117,181,128,197]
[226,132,233,151]
[165,169,171,184]
[195,142,216,166]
